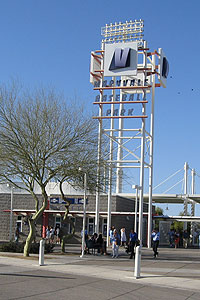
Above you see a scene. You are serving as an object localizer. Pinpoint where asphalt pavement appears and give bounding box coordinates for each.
[1,245,200,299]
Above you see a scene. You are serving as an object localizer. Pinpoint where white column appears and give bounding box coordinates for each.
[135,41,147,279]
[95,41,104,234]
[9,186,14,241]
[107,173,112,248]
[138,41,147,244]
[107,78,115,247]
[183,162,188,231]
[116,90,124,193]
[148,52,156,248]
[134,187,138,233]
[191,168,196,244]
[138,109,146,243]
[191,168,195,196]
[95,123,101,234]
[81,173,87,258]
[39,239,45,266]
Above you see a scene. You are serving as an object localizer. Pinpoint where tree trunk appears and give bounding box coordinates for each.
[61,238,65,253]
[61,234,74,253]
[24,219,35,257]
[23,187,48,257]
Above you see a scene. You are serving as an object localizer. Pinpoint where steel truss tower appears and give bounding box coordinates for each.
[90,20,168,249]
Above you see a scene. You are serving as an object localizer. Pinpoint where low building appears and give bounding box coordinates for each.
[1,182,154,245]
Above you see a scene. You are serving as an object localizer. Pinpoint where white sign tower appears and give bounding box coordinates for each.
[90,20,169,263]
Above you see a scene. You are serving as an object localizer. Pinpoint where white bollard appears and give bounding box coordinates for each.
[134,245,141,279]
[39,239,45,266]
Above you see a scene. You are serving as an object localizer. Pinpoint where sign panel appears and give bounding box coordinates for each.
[158,48,169,88]
[104,42,138,77]
[50,197,87,205]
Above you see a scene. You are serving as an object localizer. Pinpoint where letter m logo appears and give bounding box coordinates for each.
[109,48,131,71]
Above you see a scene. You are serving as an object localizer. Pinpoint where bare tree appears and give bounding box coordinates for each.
[0,84,106,256]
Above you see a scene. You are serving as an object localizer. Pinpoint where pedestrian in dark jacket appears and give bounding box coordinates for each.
[129,229,138,259]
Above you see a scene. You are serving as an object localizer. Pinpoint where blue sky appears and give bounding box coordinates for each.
[0,0,199,215]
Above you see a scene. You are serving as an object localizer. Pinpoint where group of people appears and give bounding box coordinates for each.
[109,226,139,259]
[85,232,107,255]
[46,225,60,244]
[43,224,161,259]
[168,229,189,249]
[110,227,160,259]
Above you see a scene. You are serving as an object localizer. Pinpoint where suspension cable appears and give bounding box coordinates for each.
[162,178,184,194]
[153,167,183,190]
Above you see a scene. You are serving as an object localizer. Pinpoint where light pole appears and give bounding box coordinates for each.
[132,185,141,233]
[132,184,142,279]
[183,162,188,231]
[7,184,14,241]
[79,169,87,258]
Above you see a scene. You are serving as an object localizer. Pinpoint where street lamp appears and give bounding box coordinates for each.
[7,184,14,241]
[79,168,87,258]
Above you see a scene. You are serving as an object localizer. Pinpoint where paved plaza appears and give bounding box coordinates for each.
[1,246,200,299]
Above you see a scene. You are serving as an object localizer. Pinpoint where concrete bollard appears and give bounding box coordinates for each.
[39,239,45,266]
[134,245,141,279]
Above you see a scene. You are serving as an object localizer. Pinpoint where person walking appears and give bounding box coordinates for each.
[174,231,180,249]
[183,230,189,249]
[50,226,55,244]
[46,226,50,243]
[14,226,20,243]
[109,226,115,246]
[129,229,138,259]
[152,229,160,258]
[168,229,175,247]
[120,227,127,247]
[55,224,61,244]
[112,229,120,258]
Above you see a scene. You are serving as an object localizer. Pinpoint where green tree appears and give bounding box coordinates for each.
[171,211,191,233]
[0,84,107,256]
[154,207,164,230]
[155,207,164,216]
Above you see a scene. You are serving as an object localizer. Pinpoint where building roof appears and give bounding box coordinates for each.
[4,209,149,217]
[113,193,200,204]
[154,215,200,222]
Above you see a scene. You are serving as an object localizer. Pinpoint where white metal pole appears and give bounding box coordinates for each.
[191,168,195,245]
[191,168,195,194]
[116,28,126,193]
[184,162,188,194]
[138,104,145,243]
[138,41,147,244]
[147,52,156,249]
[95,134,101,235]
[80,173,87,258]
[116,91,124,193]
[134,245,141,278]
[39,239,45,266]
[95,41,104,234]
[9,187,13,241]
[135,41,147,279]
[191,168,195,216]
[183,162,188,231]
[135,123,145,278]
[107,172,112,248]
[134,187,138,233]
[107,78,115,247]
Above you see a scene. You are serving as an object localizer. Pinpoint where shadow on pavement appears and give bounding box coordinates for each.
[0,273,76,279]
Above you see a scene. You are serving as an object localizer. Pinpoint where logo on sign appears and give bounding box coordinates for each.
[109,48,131,70]
[104,42,137,77]
[162,57,169,79]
